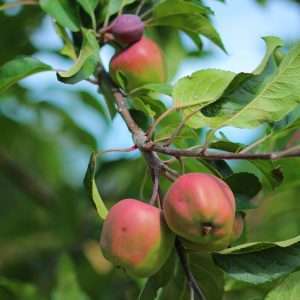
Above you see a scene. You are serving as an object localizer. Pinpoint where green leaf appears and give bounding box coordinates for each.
[152,0,212,18]
[213,236,300,285]
[189,253,224,300]
[40,0,80,32]
[52,255,91,300]
[54,22,77,60]
[57,29,99,84]
[104,0,137,22]
[265,270,300,299]
[138,251,175,300]
[0,277,44,300]
[189,37,300,129]
[130,83,173,96]
[83,152,108,220]
[173,69,236,109]
[0,56,52,94]
[225,172,261,211]
[77,0,99,28]
[149,13,225,51]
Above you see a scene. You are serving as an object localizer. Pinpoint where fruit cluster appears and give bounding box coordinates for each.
[99,14,244,279]
[100,172,244,278]
[104,14,166,91]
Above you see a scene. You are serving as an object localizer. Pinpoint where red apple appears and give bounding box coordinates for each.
[109,37,166,91]
[163,173,236,252]
[100,199,174,277]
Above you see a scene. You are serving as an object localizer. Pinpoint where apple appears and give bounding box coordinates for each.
[163,173,236,252]
[109,36,166,91]
[100,199,174,277]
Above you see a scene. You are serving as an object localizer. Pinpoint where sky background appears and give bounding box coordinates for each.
[10,0,300,184]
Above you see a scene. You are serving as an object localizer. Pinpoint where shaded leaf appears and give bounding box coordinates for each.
[225,172,261,211]
[214,236,300,284]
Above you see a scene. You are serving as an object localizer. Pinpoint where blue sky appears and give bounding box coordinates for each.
[14,0,300,184]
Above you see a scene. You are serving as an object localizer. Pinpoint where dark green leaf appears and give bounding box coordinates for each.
[214,236,300,284]
[225,172,262,211]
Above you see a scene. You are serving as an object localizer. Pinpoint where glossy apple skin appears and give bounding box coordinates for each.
[163,173,236,252]
[109,37,166,91]
[107,14,144,46]
[100,199,174,277]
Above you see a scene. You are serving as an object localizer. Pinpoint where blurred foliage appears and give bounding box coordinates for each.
[1,1,300,300]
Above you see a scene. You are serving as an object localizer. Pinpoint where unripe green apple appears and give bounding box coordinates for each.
[106,14,144,46]
[100,199,174,277]
[163,173,236,252]
[109,37,166,91]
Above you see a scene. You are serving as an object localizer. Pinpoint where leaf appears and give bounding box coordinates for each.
[225,172,262,211]
[40,0,80,32]
[152,0,212,18]
[189,37,300,129]
[150,14,225,51]
[138,251,175,300]
[265,270,300,300]
[189,253,224,300]
[51,255,91,300]
[173,69,236,109]
[54,22,77,60]
[104,0,137,22]
[83,152,108,220]
[0,277,44,300]
[77,0,99,28]
[0,56,52,94]
[57,29,99,84]
[130,83,173,96]
[213,236,300,285]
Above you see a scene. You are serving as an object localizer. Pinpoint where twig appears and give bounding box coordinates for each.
[150,144,300,161]
[135,0,146,15]
[163,108,200,147]
[95,145,138,157]
[175,239,207,300]
[147,107,177,140]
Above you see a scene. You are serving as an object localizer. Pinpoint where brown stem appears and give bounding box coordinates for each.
[175,239,207,300]
[151,144,300,161]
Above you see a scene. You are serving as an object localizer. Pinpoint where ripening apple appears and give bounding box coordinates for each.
[229,213,245,244]
[109,36,166,91]
[106,14,144,46]
[163,173,236,252]
[100,199,174,277]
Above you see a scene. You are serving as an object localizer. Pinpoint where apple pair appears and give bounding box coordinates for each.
[100,173,243,278]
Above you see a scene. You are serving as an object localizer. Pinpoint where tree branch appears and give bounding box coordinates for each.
[150,144,300,161]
